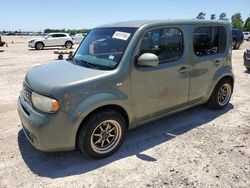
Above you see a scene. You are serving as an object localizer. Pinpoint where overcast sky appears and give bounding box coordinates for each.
[1,0,249,31]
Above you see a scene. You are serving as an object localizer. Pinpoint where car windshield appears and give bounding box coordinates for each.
[73,27,137,69]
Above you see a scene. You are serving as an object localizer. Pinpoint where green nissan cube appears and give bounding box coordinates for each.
[18,20,234,158]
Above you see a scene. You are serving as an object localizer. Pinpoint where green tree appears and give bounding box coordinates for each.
[244,17,250,31]
[196,12,206,20]
[231,13,244,30]
[210,14,216,20]
[44,28,90,34]
[219,13,229,21]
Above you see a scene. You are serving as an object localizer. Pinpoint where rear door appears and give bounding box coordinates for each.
[51,34,67,46]
[189,26,228,101]
[55,34,68,45]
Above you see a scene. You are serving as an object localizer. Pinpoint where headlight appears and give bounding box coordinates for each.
[31,92,59,113]
[29,40,35,43]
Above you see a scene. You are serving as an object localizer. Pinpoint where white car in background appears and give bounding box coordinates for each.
[28,33,74,50]
[72,33,87,44]
[243,32,250,41]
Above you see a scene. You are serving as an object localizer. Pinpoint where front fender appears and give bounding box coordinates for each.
[69,90,131,132]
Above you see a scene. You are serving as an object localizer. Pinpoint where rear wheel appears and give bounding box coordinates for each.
[65,41,73,49]
[35,42,44,50]
[232,40,241,50]
[235,42,241,49]
[207,79,233,110]
[77,110,126,159]
[232,40,236,49]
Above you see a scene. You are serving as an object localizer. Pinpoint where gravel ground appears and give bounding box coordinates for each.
[0,36,249,188]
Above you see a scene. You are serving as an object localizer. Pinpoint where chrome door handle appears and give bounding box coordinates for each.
[178,67,188,74]
[213,60,221,66]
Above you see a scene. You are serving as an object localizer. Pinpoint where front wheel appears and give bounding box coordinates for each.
[207,79,233,110]
[77,110,126,159]
[35,42,44,50]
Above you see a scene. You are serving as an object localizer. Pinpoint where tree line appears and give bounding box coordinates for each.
[44,28,91,35]
[196,12,250,31]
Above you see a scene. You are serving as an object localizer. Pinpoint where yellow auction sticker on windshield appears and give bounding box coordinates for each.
[112,31,131,40]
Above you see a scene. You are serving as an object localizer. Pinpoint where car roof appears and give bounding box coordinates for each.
[96,19,231,29]
[232,28,243,31]
[47,33,69,35]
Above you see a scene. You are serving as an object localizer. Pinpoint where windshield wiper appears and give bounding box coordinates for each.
[72,58,99,69]
[85,61,99,69]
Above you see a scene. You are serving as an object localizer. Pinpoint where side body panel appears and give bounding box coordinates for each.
[130,25,191,124]
[189,24,232,103]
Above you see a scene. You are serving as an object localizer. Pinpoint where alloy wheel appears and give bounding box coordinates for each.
[90,120,122,154]
[217,83,231,106]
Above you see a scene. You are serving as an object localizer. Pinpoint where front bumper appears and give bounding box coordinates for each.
[17,96,77,151]
[28,42,35,48]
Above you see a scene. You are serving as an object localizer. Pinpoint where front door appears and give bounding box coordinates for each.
[131,26,190,122]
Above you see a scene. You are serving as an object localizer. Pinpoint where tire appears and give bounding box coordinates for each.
[247,37,250,41]
[65,41,73,49]
[207,79,233,110]
[35,42,44,50]
[247,68,250,71]
[77,110,126,159]
[232,40,236,49]
[235,42,241,49]
[58,53,63,60]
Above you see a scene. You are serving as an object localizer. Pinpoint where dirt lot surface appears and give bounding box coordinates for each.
[0,36,249,188]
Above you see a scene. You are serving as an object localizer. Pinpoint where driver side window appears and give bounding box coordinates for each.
[47,34,54,38]
[140,28,183,63]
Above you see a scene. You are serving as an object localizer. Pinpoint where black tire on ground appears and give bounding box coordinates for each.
[77,109,126,159]
[35,42,44,50]
[58,53,63,60]
[65,41,73,49]
[247,68,250,71]
[207,78,233,110]
[235,42,241,49]
[232,40,236,49]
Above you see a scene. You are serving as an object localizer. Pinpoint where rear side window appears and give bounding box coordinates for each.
[140,28,183,63]
[193,26,226,56]
[55,34,66,37]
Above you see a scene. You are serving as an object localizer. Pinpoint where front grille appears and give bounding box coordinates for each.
[23,83,32,103]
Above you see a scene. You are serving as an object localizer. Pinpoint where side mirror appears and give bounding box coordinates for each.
[137,53,159,67]
[45,36,48,39]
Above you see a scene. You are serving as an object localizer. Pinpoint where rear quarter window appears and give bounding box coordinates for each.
[56,34,67,37]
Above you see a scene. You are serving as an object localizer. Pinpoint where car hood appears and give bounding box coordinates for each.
[25,60,112,95]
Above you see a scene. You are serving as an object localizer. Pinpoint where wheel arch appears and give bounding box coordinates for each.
[65,40,73,45]
[207,73,235,100]
[75,104,129,147]
[35,41,44,46]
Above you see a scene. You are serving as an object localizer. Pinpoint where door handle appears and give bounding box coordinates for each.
[213,60,221,66]
[178,67,188,74]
